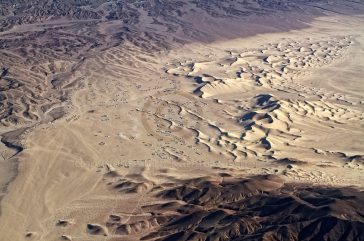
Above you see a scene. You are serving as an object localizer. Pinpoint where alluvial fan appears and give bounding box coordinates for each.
[0,1,364,241]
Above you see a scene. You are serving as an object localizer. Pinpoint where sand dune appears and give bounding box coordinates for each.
[0,1,364,241]
[163,35,364,170]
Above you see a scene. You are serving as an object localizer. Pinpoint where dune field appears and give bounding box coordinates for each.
[0,1,364,240]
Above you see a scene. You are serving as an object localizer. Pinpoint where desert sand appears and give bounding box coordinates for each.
[0,1,364,241]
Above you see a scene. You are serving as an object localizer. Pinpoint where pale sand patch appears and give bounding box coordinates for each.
[0,14,363,241]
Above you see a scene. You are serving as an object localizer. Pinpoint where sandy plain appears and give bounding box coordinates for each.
[0,5,363,241]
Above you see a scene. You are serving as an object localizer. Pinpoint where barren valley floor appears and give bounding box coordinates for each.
[0,2,363,241]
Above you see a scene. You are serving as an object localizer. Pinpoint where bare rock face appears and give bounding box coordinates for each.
[135,175,364,241]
